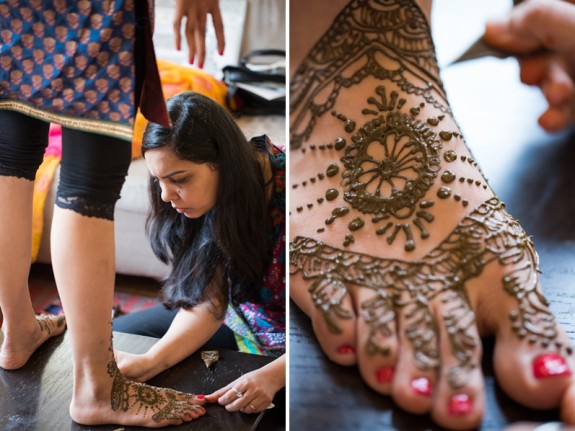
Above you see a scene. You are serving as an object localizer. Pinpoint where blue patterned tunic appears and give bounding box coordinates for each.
[0,0,166,141]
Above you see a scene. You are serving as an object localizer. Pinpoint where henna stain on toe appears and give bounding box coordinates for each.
[291,198,564,389]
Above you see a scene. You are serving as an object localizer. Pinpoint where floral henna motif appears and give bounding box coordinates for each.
[290,0,450,151]
[36,314,65,335]
[106,332,195,423]
[290,198,570,388]
[290,0,469,251]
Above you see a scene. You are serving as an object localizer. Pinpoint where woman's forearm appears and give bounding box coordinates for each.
[257,354,286,392]
[144,305,224,377]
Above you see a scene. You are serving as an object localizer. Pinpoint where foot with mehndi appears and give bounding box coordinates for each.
[0,313,66,370]
[70,341,206,427]
[289,0,575,428]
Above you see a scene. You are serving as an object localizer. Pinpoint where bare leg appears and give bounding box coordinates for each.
[290,0,575,429]
[51,208,204,427]
[0,176,65,370]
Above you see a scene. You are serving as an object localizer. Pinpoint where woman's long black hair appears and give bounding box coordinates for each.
[142,92,271,317]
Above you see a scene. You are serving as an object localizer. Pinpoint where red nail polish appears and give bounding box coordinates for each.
[533,354,572,379]
[197,394,205,400]
[219,48,224,55]
[199,60,204,69]
[336,344,355,354]
[375,366,394,383]
[411,377,432,396]
[448,394,472,416]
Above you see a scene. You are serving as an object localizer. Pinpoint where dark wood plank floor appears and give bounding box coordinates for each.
[18,268,285,431]
[289,30,575,431]
[0,332,278,431]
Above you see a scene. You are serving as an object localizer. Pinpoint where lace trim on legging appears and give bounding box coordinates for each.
[56,195,115,221]
[0,165,38,181]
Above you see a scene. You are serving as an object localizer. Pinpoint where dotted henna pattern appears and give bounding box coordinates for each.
[290,0,569,391]
[290,198,567,389]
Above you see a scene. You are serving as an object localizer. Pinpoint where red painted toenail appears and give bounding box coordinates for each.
[448,394,472,415]
[336,344,355,354]
[533,354,572,379]
[375,366,394,383]
[411,377,432,396]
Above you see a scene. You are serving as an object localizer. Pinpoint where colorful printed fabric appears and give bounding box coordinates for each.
[225,136,286,357]
[31,123,62,262]
[0,0,149,141]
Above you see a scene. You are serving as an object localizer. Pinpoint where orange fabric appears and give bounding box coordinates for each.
[31,124,63,262]
[131,59,230,159]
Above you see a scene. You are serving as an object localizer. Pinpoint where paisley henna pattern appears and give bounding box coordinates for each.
[106,332,196,423]
[290,0,570,390]
[290,0,449,150]
[36,313,65,335]
[290,198,567,388]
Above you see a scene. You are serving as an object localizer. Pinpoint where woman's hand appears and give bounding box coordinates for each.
[205,355,285,414]
[483,0,575,131]
[173,0,226,68]
[115,349,158,382]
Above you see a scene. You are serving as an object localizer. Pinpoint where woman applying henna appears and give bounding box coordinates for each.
[113,91,286,417]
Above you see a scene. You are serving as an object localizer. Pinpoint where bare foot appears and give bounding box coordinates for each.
[70,358,206,427]
[0,313,66,370]
[289,0,575,429]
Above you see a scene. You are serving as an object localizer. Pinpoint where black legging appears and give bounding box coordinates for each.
[0,110,131,220]
[112,304,239,351]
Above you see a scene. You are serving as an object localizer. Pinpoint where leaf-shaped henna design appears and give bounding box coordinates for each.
[290,198,569,388]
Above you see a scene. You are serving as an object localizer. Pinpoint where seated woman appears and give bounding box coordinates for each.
[289,0,575,429]
[113,91,286,415]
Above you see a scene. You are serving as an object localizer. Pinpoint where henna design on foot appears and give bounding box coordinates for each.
[290,0,570,392]
[106,331,195,423]
[290,198,567,388]
[290,0,450,151]
[36,314,65,335]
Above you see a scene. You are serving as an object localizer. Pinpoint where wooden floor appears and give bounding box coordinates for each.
[0,332,279,431]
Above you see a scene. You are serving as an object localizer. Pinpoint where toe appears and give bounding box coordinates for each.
[391,299,438,414]
[561,381,575,424]
[493,318,573,410]
[429,293,485,430]
[474,260,574,410]
[290,271,357,366]
[355,287,399,394]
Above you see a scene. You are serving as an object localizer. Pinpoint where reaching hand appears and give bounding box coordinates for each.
[484,0,575,131]
[115,349,157,383]
[205,367,281,414]
[173,0,226,68]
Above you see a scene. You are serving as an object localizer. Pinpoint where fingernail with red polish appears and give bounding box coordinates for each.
[375,366,394,383]
[448,394,472,416]
[199,60,204,69]
[219,48,224,55]
[411,377,432,396]
[336,344,355,354]
[197,394,205,400]
[533,354,572,379]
